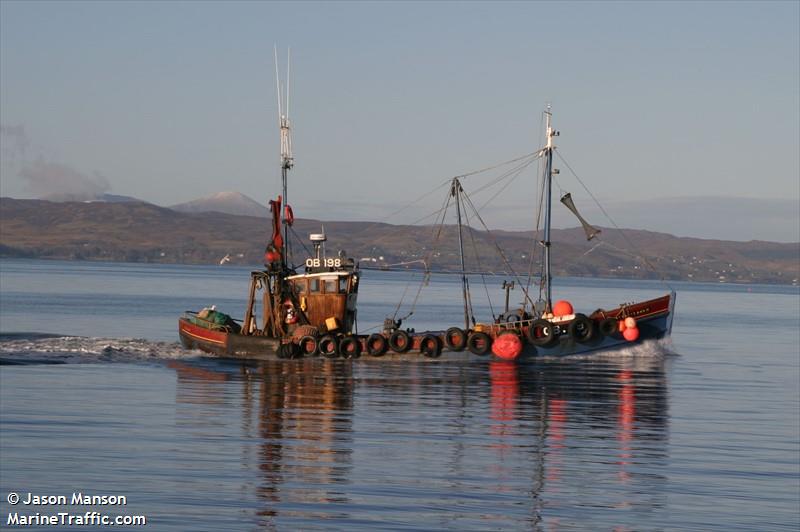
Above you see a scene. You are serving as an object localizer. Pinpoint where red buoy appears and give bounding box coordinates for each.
[552,300,574,317]
[284,204,295,226]
[492,332,523,360]
[623,327,640,342]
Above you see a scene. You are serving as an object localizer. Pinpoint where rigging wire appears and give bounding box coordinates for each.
[366,150,543,231]
[455,149,544,181]
[555,150,674,290]
[400,152,543,228]
[404,188,459,318]
[391,185,454,322]
[460,193,494,321]
[475,156,539,213]
[463,154,543,199]
[459,187,537,310]
[457,157,540,318]
[288,225,313,265]
[447,154,541,321]
[376,180,452,225]
[379,149,546,328]
[390,278,414,322]
[523,111,549,306]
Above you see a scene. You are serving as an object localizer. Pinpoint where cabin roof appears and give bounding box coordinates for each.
[286,271,354,281]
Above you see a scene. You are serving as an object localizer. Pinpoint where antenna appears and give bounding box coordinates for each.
[274,46,293,170]
[286,47,290,120]
[274,45,282,125]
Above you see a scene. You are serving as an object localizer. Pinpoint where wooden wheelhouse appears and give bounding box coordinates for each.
[240,236,359,340]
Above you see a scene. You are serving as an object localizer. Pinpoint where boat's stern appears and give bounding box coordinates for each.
[178,314,231,355]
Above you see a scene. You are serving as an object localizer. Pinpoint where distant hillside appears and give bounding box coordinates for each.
[0,198,798,284]
[169,191,269,217]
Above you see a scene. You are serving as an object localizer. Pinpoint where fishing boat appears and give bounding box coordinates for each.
[179,101,675,360]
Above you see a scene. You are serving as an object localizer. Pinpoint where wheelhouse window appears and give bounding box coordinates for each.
[292,279,308,295]
[310,278,321,293]
[324,279,337,294]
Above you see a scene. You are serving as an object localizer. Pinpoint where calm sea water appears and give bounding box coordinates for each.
[0,259,798,530]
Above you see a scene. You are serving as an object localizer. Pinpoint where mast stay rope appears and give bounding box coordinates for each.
[554,150,674,290]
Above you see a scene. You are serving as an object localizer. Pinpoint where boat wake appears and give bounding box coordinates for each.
[536,338,677,364]
[0,333,198,365]
[595,338,677,358]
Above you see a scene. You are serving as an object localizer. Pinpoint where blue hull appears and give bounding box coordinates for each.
[515,291,676,360]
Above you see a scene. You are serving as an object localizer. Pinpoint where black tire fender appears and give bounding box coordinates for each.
[366,333,388,356]
[467,332,492,356]
[339,336,362,359]
[298,335,319,356]
[419,334,443,358]
[278,342,301,359]
[277,343,289,359]
[389,330,411,353]
[599,317,618,337]
[527,319,557,347]
[568,313,596,343]
[318,334,339,358]
[444,327,467,351]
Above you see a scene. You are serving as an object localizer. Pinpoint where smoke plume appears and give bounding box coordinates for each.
[2,123,110,201]
[0,124,29,164]
[20,159,110,201]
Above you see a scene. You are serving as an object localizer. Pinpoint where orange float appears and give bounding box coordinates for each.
[492,332,523,360]
[552,300,574,317]
[623,327,640,341]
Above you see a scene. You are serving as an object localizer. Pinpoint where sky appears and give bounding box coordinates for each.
[1,1,798,242]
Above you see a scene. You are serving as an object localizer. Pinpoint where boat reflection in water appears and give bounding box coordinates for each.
[167,354,670,529]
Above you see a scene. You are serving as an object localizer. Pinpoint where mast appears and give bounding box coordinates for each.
[452,178,470,330]
[275,46,294,268]
[542,107,558,312]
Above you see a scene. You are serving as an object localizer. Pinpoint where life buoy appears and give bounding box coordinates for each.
[527,319,557,347]
[419,335,443,358]
[599,317,618,337]
[366,334,388,356]
[298,335,318,356]
[339,336,362,359]
[318,334,339,358]
[568,313,595,343]
[389,330,411,353]
[444,327,467,351]
[284,204,294,226]
[467,332,492,356]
